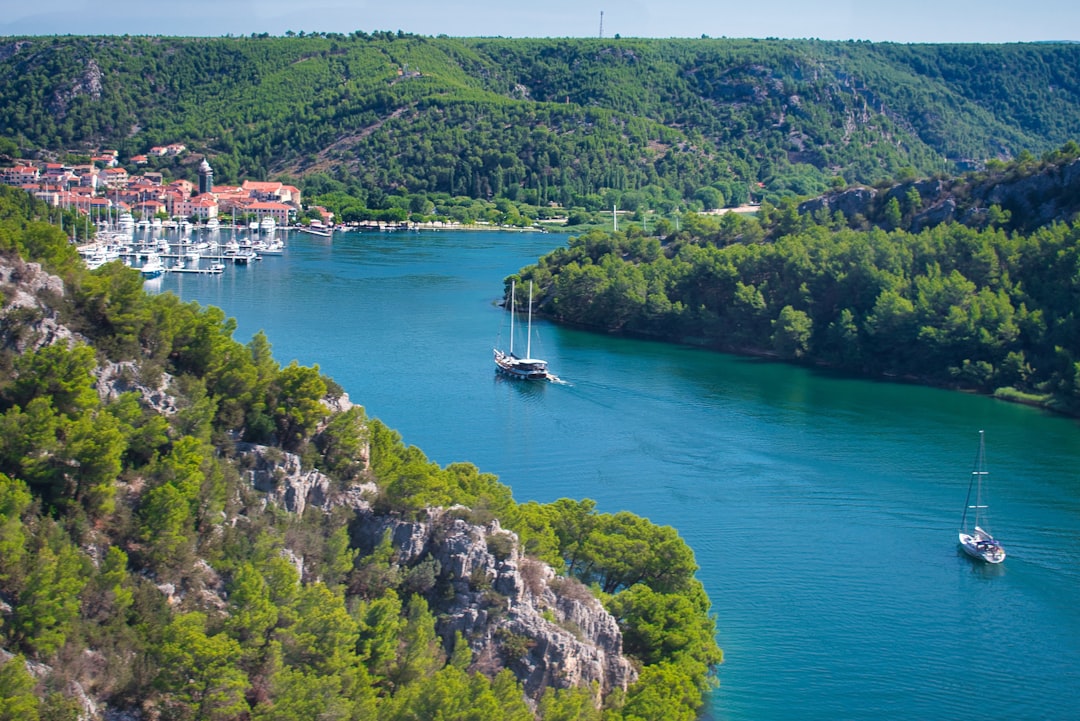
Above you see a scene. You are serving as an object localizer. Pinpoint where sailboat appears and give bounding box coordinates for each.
[494,280,557,381]
[958,430,1006,564]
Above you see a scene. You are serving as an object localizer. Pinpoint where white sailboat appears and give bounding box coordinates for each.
[494,280,557,381]
[959,430,1006,564]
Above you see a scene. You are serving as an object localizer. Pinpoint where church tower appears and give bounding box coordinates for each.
[197,158,213,196]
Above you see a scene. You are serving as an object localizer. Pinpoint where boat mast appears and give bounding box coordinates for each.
[508,280,515,356]
[961,430,989,531]
[526,281,533,359]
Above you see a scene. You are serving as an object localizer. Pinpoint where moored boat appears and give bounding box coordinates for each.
[140,253,165,279]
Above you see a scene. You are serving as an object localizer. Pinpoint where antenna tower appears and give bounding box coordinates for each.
[599,11,604,39]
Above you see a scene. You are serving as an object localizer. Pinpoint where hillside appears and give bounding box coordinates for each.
[3,35,1080,211]
[511,147,1080,415]
[0,185,721,719]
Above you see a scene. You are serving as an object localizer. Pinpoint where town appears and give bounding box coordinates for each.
[0,145,335,230]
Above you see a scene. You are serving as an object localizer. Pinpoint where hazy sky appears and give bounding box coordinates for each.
[1,0,1077,43]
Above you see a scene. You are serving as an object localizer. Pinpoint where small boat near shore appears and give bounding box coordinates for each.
[958,430,1006,564]
[494,280,558,381]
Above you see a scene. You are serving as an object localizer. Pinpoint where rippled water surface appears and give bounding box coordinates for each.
[153,229,1080,720]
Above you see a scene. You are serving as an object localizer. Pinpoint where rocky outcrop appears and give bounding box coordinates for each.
[0,259,78,354]
[909,198,955,232]
[351,508,638,702]
[94,361,179,416]
[798,185,877,220]
[798,157,1080,234]
[979,157,1080,228]
[237,445,638,701]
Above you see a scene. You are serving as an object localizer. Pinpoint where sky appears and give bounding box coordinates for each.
[1,0,1077,43]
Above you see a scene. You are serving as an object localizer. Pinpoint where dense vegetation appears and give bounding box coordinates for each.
[3,35,1080,220]
[0,185,720,719]
[512,147,1080,415]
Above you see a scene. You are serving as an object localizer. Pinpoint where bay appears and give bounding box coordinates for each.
[151,229,1080,721]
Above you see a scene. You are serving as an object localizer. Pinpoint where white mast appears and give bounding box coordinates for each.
[509,280,515,356]
[526,281,534,359]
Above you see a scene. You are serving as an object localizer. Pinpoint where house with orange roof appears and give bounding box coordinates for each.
[309,205,334,225]
[102,167,129,187]
[241,180,283,201]
[176,193,219,220]
[1,165,40,186]
[246,200,292,225]
[279,184,302,207]
[135,199,167,218]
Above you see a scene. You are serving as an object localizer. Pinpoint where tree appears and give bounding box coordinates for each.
[6,343,98,419]
[883,197,902,229]
[224,562,279,649]
[14,534,88,658]
[139,483,192,572]
[771,305,813,359]
[0,473,31,594]
[388,595,444,690]
[620,663,701,721]
[272,362,327,451]
[156,612,249,721]
[0,655,39,721]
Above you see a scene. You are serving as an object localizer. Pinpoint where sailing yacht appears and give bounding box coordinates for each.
[958,430,1006,563]
[494,280,557,381]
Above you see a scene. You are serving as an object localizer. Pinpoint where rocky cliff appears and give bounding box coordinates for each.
[238,441,638,702]
[350,507,638,701]
[798,157,1080,233]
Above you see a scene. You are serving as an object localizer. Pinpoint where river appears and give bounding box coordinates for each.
[150,228,1080,721]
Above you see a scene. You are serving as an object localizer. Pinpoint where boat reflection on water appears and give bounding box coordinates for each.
[493,372,550,402]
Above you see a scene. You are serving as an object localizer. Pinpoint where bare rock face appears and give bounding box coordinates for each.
[94,361,179,416]
[237,442,376,516]
[351,508,638,702]
[980,157,1080,227]
[911,198,957,233]
[0,259,79,354]
[798,186,877,220]
[238,443,333,515]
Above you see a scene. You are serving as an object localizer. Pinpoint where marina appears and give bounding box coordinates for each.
[76,222,279,276]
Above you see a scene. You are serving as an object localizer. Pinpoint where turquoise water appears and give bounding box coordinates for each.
[152,230,1080,720]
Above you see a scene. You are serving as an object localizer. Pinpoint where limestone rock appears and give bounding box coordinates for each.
[237,442,376,516]
[351,508,638,701]
[0,259,79,354]
[94,361,179,416]
[798,186,877,220]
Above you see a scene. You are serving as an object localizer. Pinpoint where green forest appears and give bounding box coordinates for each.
[510,145,1080,415]
[3,34,1080,219]
[0,185,720,719]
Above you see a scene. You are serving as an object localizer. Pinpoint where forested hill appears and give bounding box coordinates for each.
[3,34,1080,208]
[513,147,1080,416]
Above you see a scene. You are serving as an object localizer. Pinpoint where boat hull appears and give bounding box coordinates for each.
[494,349,554,381]
[959,528,1006,564]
